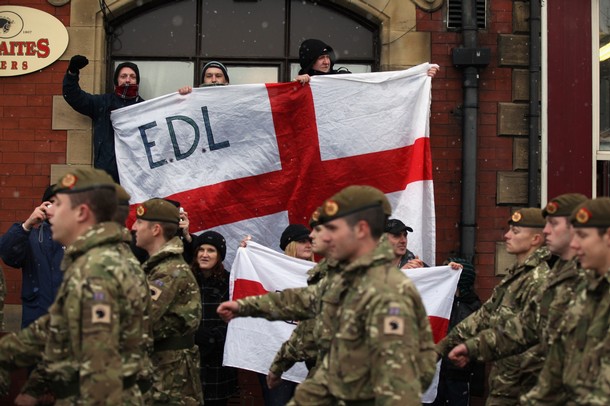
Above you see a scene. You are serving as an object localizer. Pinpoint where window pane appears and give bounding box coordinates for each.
[227,66,279,85]
[111,0,197,57]
[601,0,610,150]
[200,0,286,57]
[116,60,195,99]
[289,0,375,61]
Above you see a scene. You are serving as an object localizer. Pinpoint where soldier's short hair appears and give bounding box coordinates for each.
[68,188,117,223]
[344,205,386,239]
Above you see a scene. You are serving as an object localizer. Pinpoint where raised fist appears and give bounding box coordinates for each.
[68,55,89,74]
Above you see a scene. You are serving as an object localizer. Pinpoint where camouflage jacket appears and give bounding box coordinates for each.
[318,240,436,404]
[41,222,148,403]
[142,236,201,341]
[465,257,583,362]
[142,236,202,405]
[436,246,551,403]
[239,241,436,401]
[268,260,329,376]
[0,225,152,403]
[521,269,610,405]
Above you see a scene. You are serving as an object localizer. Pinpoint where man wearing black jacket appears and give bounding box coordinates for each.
[63,55,144,183]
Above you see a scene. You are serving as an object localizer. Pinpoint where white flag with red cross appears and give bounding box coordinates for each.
[222,241,461,400]
[112,63,436,267]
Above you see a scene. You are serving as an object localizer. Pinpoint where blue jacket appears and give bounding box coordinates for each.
[0,222,63,327]
[62,72,143,182]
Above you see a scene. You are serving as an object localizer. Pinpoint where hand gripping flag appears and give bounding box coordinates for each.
[112,63,436,266]
[223,241,461,400]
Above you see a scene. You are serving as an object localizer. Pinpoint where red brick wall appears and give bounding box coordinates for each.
[0,0,69,304]
[418,1,515,302]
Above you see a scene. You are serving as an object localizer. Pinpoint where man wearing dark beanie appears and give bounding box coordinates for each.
[294,38,439,84]
[63,55,144,183]
[178,60,230,95]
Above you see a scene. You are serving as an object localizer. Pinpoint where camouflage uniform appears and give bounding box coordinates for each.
[143,236,203,405]
[0,222,149,404]
[269,260,328,377]
[521,269,610,405]
[239,241,436,405]
[0,224,152,404]
[289,239,436,405]
[436,246,551,405]
[0,313,49,397]
[464,257,583,362]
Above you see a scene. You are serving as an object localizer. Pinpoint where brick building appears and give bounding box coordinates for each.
[0,0,602,403]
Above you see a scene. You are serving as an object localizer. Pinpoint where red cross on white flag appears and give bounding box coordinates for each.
[112,63,436,266]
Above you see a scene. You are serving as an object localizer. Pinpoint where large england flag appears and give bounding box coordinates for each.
[224,241,461,400]
[112,63,436,266]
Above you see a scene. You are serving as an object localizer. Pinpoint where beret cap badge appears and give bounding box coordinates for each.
[136,205,146,217]
[61,173,77,189]
[511,212,522,223]
[575,207,591,224]
[311,208,320,222]
[324,200,339,217]
[545,202,558,215]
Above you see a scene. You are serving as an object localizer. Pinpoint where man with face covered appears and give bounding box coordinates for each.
[63,55,144,183]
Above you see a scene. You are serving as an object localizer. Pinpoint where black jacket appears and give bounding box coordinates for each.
[62,72,143,182]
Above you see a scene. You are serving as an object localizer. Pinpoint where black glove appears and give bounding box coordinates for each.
[68,55,88,75]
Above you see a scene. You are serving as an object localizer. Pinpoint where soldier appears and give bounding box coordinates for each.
[131,198,203,405]
[520,197,610,404]
[219,186,437,404]
[266,209,329,389]
[0,168,149,404]
[436,207,550,405]
[448,194,587,374]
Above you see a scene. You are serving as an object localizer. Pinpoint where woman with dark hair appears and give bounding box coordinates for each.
[191,231,238,406]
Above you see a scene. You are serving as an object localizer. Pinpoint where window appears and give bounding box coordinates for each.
[108,0,379,99]
[597,0,610,195]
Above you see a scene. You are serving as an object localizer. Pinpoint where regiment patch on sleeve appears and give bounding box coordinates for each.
[149,284,162,301]
[91,303,112,324]
[383,315,405,336]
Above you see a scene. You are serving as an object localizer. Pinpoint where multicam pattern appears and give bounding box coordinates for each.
[465,257,583,362]
[142,236,203,405]
[239,240,436,404]
[521,269,610,404]
[0,222,149,404]
[269,260,329,377]
[436,246,551,405]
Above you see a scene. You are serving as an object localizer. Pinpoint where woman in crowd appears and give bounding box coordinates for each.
[191,231,238,406]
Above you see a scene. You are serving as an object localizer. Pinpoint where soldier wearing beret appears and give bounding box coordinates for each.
[437,207,551,405]
[449,193,587,400]
[218,186,436,404]
[521,197,610,404]
[286,185,436,404]
[267,210,331,389]
[0,168,149,404]
[132,198,203,405]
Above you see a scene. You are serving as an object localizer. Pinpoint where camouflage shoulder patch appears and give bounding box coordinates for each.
[383,315,405,336]
[149,284,162,301]
[91,303,111,324]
